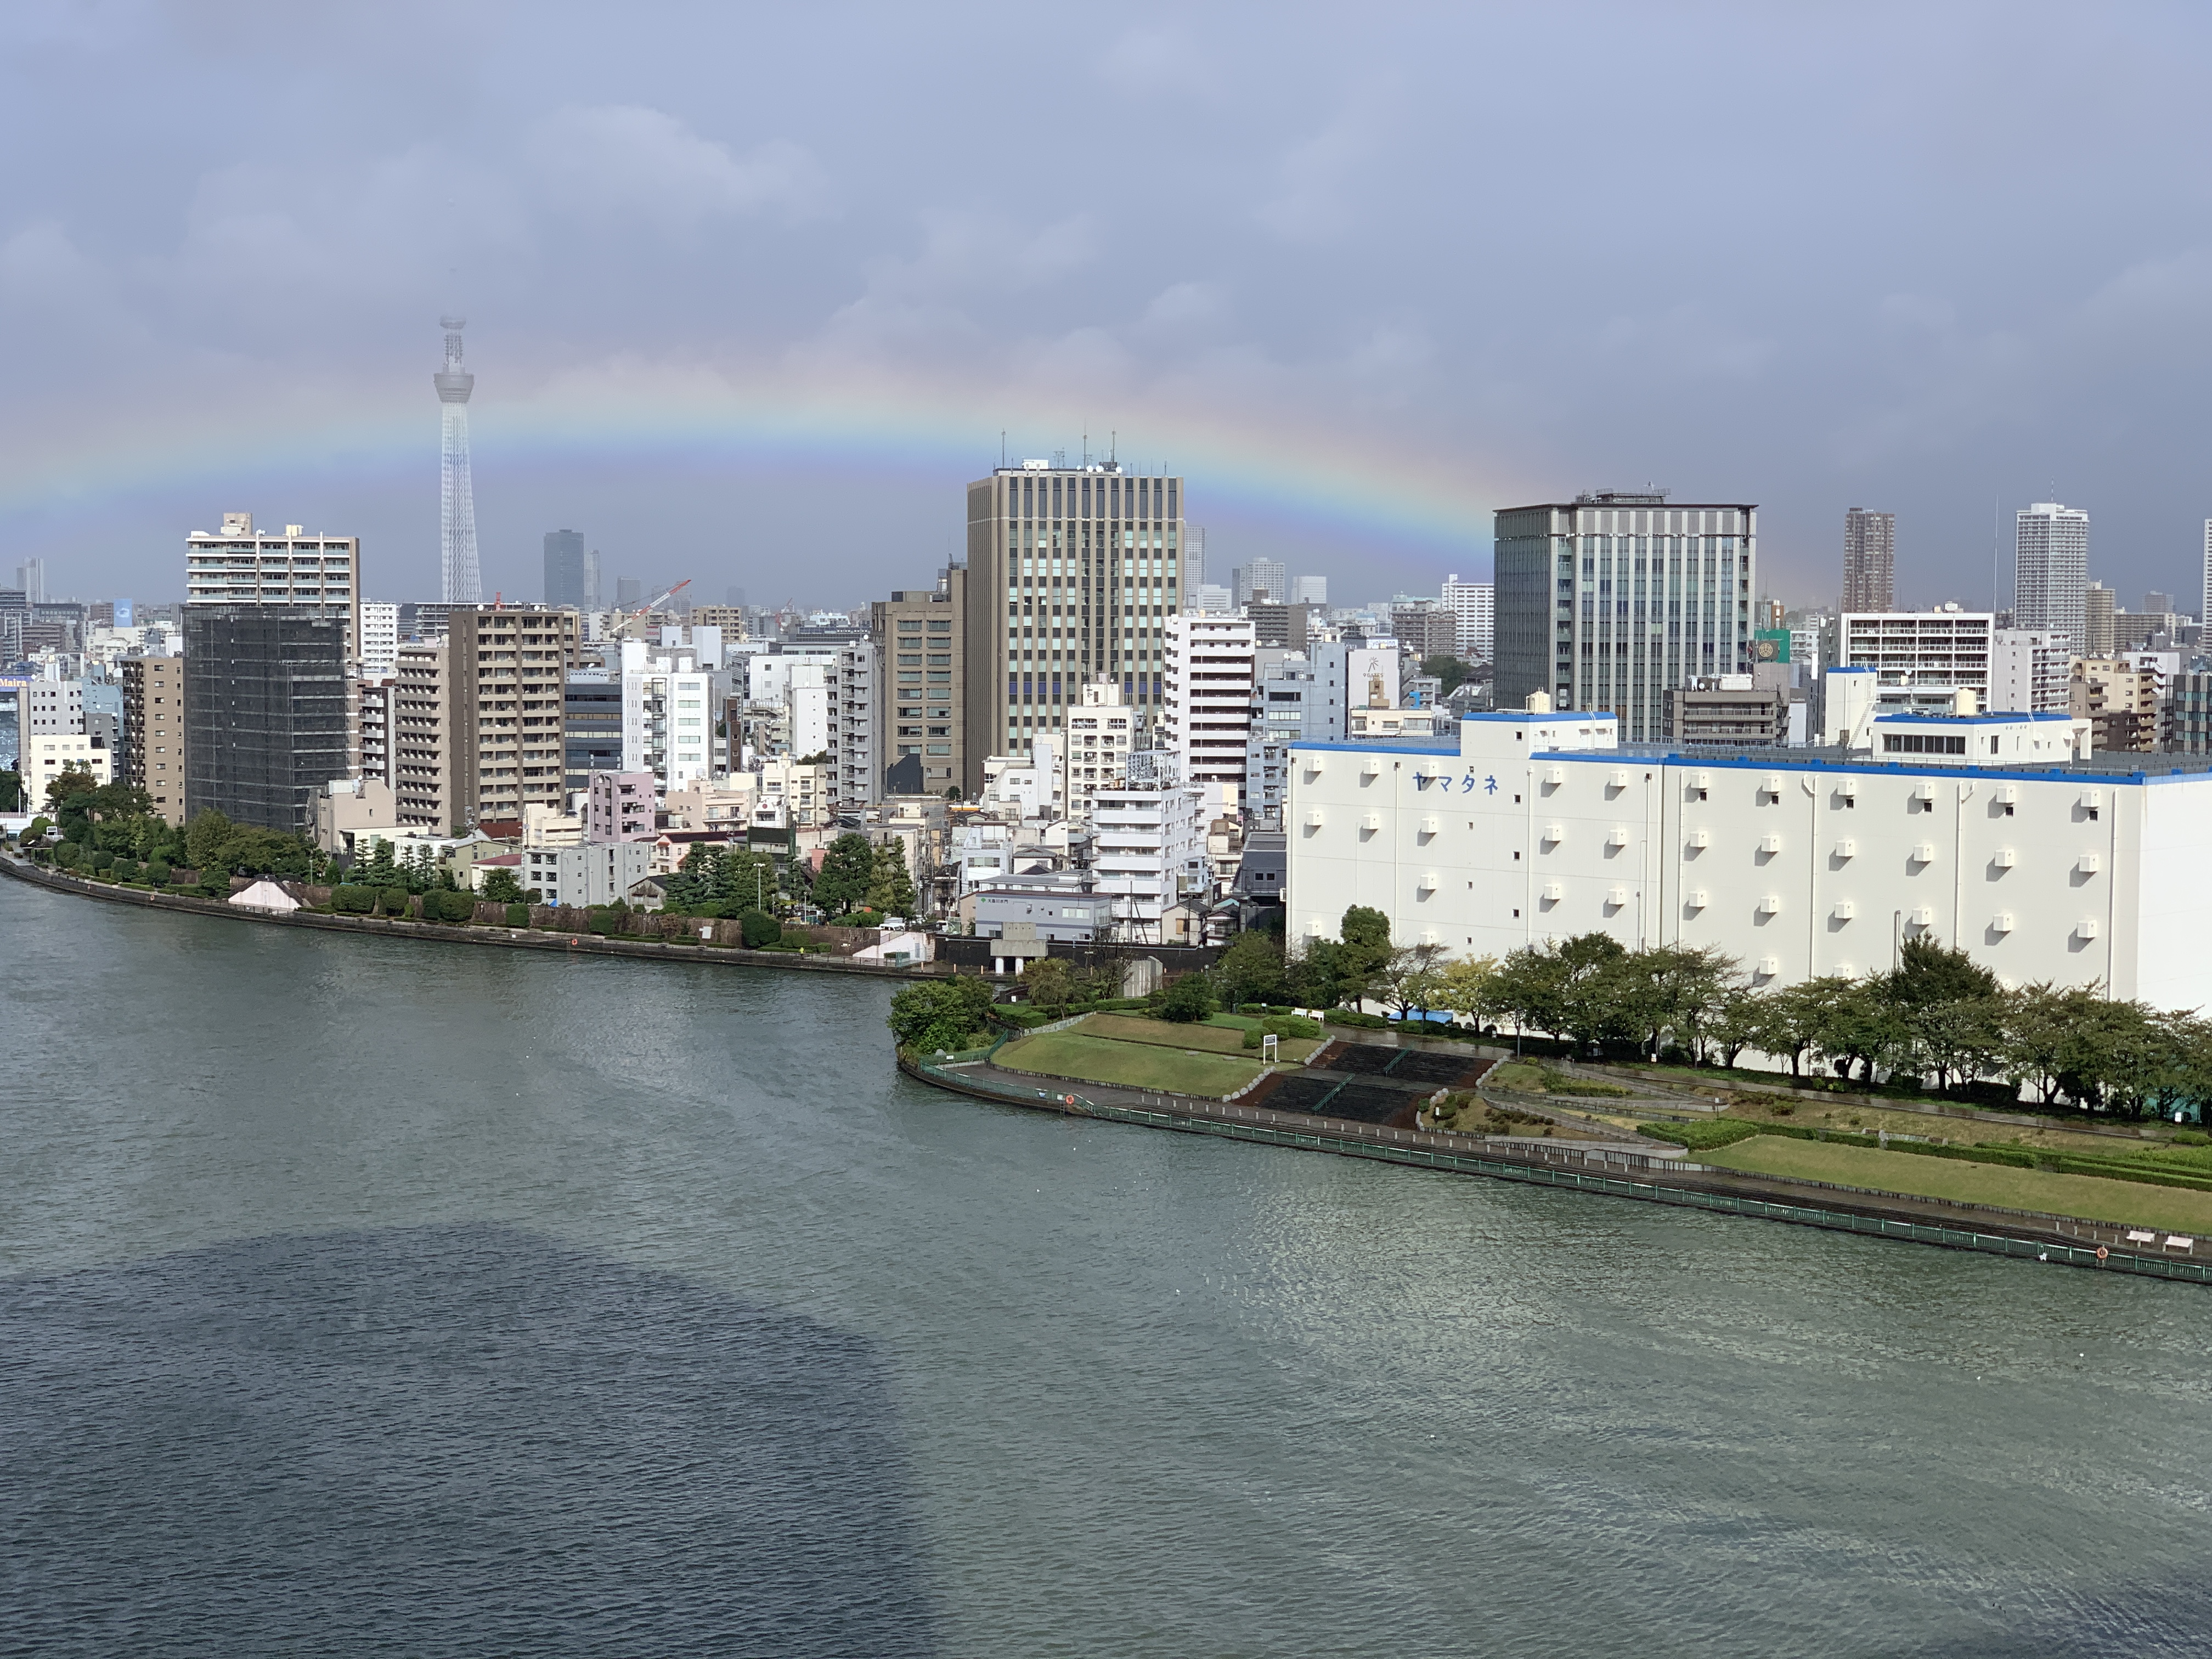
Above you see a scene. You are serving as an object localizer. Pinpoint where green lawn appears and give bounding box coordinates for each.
[1077,1013,1322,1063]
[1703,1136,2212,1236]
[997,1030,1267,1097]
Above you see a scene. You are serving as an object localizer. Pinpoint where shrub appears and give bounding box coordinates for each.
[1638,1119,1768,1152]
[505,903,530,928]
[90,849,114,872]
[331,884,375,914]
[1152,973,1217,1023]
[52,842,83,869]
[379,887,410,917]
[738,909,782,948]
[424,890,476,923]
[146,861,170,887]
[1243,1014,1324,1048]
[889,978,1000,1054]
[1324,1009,1389,1030]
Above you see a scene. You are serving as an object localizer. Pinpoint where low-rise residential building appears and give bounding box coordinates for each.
[1063,679,1135,824]
[585,770,656,842]
[22,732,111,794]
[1091,753,1209,943]
[1666,675,1791,748]
[972,873,1116,944]
[1989,629,2073,714]
[520,840,654,909]
[1348,706,1446,740]
[2070,657,2161,752]
[310,777,397,856]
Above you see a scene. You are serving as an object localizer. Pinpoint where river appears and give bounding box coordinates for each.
[4,876,2210,1657]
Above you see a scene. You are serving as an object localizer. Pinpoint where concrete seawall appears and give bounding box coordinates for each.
[900,1053,2212,1288]
[0,856,949,980]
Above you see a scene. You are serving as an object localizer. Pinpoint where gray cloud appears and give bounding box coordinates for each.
[1,0,2210,615]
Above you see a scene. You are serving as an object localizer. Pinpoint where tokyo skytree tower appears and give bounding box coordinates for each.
[434,316,482,603]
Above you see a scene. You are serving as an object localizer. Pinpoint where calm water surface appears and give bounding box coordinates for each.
[3,878,2210,1656]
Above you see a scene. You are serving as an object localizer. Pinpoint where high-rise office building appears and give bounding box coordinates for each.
[872,567,966,797]
[435,318,481,605]
[544,530,588,608]
[13,558,45,603]
[1441,574,1495,661]
[963,461,1181,797]
[2014,501,2089,647]
[448,605,580,828]
[183,607,349,832]
[1291,575,1328,606]
[121,655,187,826]
[2143,590,2175,616]
[1842,508,1896,612]
[185,511,362,661]
[1494,491,1757,740]
[2083,583,2117,657]
[1233,558,1286,607]
[1182,527,1206,592]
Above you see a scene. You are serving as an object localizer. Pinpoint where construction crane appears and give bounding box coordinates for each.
[610,578,692,639]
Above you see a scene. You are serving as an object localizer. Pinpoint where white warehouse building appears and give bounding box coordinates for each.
[1285,699,2212,1008]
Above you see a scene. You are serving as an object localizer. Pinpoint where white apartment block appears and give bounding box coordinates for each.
[1839,608,1993,712]
[1441,574,1496,662]
[1064,679,1136,824]
[521,840,654,909]
[2015,501,2089,648]
[1163,614,1256,805]
[25,679,83,734]
[359,602,399,680]
[620,639,719,795]
[185,511,362,658]
[1283,704,2212,1009]
[1091,770,1209,943]
[21,732,111,791]
[1989,629,2074,714]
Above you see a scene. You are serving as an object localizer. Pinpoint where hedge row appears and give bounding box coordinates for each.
[1638,1118,2212,1193]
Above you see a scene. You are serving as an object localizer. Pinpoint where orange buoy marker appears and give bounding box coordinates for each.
[2096,1245,2109,1265]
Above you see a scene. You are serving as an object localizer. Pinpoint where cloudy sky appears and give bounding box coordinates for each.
[5,1,2212,615]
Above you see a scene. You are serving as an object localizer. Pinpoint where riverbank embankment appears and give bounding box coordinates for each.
[901,1046,2212,1286]
[0,855,949,979]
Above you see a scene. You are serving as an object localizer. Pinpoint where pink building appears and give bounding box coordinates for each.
[586,771,656,843]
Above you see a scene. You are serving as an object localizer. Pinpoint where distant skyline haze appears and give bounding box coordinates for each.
[3,2,2211,613]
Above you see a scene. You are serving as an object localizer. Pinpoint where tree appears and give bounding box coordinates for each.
[1481,933,1629,1049]
[1420,654,1473,697]
[184,808,237,873]
[1889,936,2000,1009]
[1706,986,1765,1069]
[1284,939,1346,1009]
[0,769,19,811]
[1611,944,1736,1060]
[1333,906,1395,1008]
[1376,941,1449,1018]
[814,832,877,915]
[1432,956,1497,1024]
[1153,972,1218,1023]
[45,766,98,814]
[1215,930,1289,1008]
[887,978,998,1054]
[867,839,918,915]
[480,867,527,905]
[1019,956,1076,1017]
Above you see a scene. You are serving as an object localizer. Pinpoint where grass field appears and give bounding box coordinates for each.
[996,1030,1266,1097]
[1703,1136,2212,1235]
[1078,1013,1323,1063]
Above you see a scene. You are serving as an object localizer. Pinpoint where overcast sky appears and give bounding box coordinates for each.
[6,1,2212,615]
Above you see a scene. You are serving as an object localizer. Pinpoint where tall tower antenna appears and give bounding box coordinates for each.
[435,316,482,605]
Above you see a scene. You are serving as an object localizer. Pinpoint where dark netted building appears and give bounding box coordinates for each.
[184,606,349,832]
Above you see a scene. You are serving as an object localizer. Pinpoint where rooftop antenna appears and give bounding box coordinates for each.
[1110,429,1118,464]
[1000,430,1006,468]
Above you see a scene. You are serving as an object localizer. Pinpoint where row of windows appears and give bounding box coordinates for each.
[1006,477,1177,519]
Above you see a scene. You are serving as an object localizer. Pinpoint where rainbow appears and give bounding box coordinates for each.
[0,362,1516,568]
